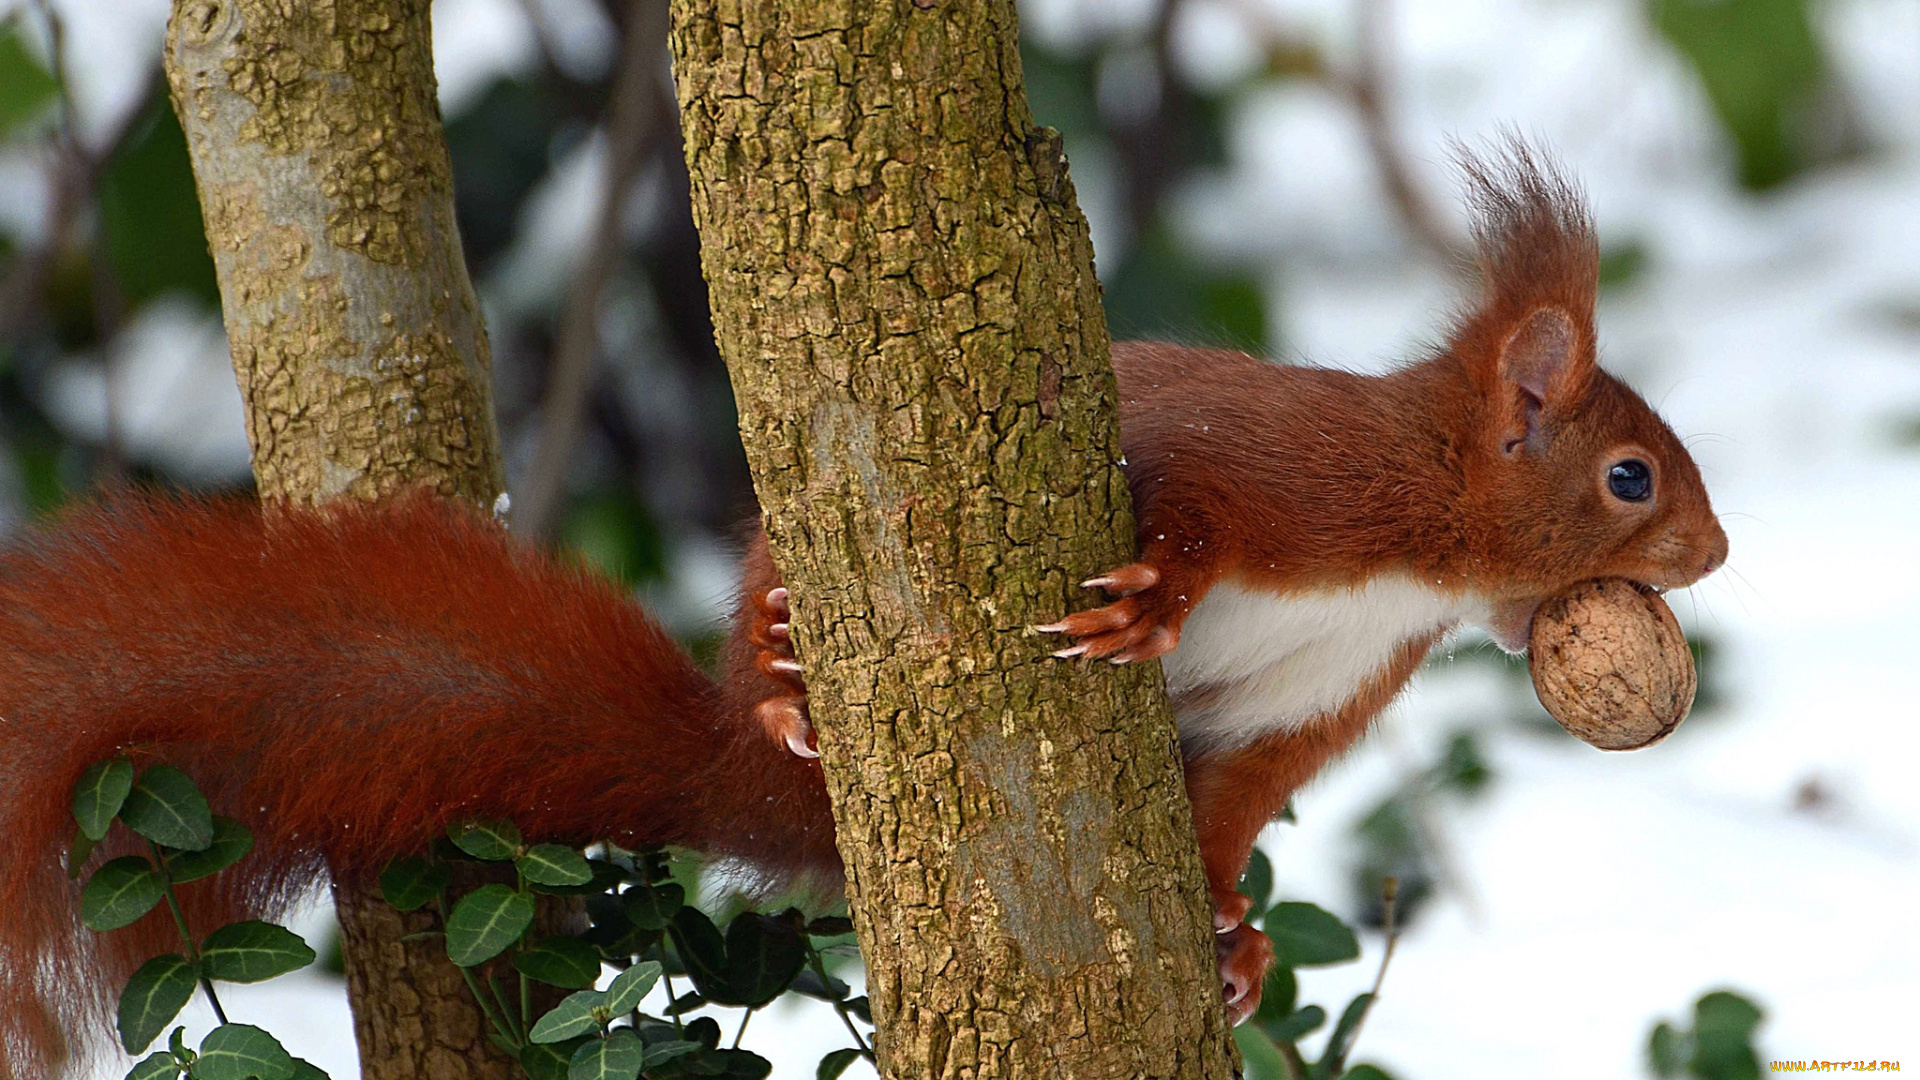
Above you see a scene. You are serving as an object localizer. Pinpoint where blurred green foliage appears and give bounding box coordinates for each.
[1021,42,1270,354]
[1103,224,1270,353]
[98,100,221,308]
[561,488,667,589]
[1647,0,1830,190]
[0,23,58,138]
[445,78,569,272]
[1648,990,1767,1080]
[1347,731,1491,928]
[1233,851,1399,1080]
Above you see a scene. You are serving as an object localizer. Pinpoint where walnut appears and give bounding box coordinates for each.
[1527,578,1696,750]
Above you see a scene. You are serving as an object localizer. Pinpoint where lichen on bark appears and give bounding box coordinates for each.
[670,0,1240,1076]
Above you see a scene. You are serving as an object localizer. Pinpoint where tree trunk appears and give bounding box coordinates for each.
[164,2,530,1077]
[669,3,1240,1078]
[165,0,503,506]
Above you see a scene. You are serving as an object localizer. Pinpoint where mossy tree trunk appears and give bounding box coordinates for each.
[165,2,532,1077]
[669,2,1240,1077]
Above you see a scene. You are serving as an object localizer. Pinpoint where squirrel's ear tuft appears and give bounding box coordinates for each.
[1453,134,1598,320]
[1448,134,1599,432]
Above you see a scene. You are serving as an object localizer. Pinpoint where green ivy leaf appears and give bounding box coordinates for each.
[701,1049,773,1078]
[720,912,808,1008]
[81,856,166,931]
[667,907,731,1000]
[1309,993,1374,1080]
[533,858,628,897]
[843,997,871,1024]
[622,881,684,931]
[1340,1066,1396,1080]
[604,960,661,1014]
[194,1024,294,1080]
[664,991,706,1016]
[118,954,197,1053]
[163,818,254,884]
[790,968,849,1002]
[805,916,853,937]
[448,820,522,861]
[683,1016,723,1050]
[69,827,98,879]
[1258,1004,1325,1047]
[125,1051,182,1080]
[522,1037,592,1080]
[529,989,605,1043]
[568,1029,644,1080]
[1264,902,1360,968]
[378,856,450,912]
[120,766,213,852]
[288,1059,331,1080]
[643,1041,701,1069]
[1251,964,1299,1026]
[444,884,535,967]
[515,936,603,990]
[518,844,592,887]
[73,757,135,841]
[816,1048,862,1080]
[199,921,316,983]
[1647,0,1827,190]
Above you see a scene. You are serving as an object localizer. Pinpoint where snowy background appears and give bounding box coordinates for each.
[1,0,1916,1075]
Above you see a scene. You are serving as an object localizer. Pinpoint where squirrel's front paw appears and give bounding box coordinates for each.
[1034,562,1181,663]
[1218,922,1274,1025]
[750,587,816,760]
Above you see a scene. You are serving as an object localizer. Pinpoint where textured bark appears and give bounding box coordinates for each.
[165,0,503,505]
[670,2,1240,1077]
[164,1,528,1076]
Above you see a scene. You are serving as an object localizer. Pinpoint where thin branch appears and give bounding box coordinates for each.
[1341,0,1462,265]
[514,0,675,542]
[1336,876,1402,1060]
[514,0,571,85]
[1213,0,1463,266]
[0,63,163,345]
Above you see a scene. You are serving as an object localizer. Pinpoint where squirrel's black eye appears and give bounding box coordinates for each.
[1608,459,1652,502]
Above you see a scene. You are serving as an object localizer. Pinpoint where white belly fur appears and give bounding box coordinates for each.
[1163,576,1487,755]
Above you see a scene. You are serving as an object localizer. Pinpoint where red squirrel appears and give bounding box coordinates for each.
[0,145,1725,1072]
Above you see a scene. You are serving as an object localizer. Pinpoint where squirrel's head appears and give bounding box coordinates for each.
[1445,140,1727,643]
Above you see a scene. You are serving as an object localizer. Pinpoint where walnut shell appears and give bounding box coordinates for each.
[1527,578,1696,750]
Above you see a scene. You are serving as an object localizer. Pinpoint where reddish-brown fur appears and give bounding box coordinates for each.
[0,494,835,1077]
[1018,144,1726,1018]
[0,143,1729,1064]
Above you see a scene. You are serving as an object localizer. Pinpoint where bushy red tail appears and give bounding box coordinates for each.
[0,493,836,1077]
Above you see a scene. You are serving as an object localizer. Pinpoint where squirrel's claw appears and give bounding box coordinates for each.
[1218,923,1274,1026]
[1040,595,1181,662]
[1081,562,1160,596]
[751,587,814,756]
[755,695,817,761]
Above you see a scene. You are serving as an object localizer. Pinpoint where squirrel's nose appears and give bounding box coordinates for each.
[1699,519,1729,577]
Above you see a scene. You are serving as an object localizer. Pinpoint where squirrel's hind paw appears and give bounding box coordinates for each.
[1218,923,1274,1025]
